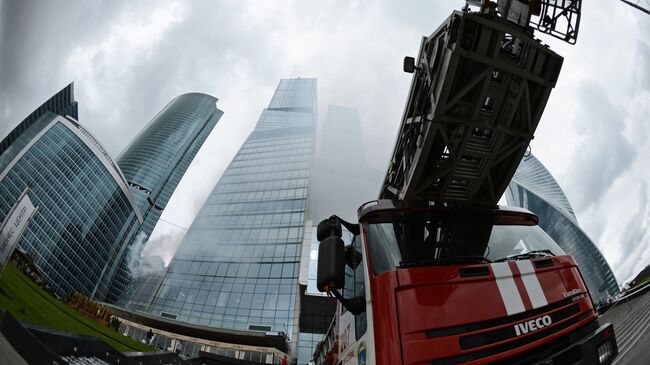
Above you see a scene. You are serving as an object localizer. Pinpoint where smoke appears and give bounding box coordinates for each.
[125,232,148,276]
[125,232,165,277]
[142,228,186,265]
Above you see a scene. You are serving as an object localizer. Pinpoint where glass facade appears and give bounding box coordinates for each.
[127,79,316,345]
[308,105,383,222]
[119,271,165,311]
[107,93,223,302]
[505,154,619,302]
[296,105,381,364]
[0,83,78,157]
[0,111,142,300]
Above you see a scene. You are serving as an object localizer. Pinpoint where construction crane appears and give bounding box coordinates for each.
[380,0,577,204]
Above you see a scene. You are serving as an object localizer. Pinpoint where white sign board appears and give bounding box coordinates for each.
[0,193,36,269]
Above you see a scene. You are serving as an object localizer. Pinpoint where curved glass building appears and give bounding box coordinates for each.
[126,78,316,346]
[0,87,142,299]
[107,93,223,302]
[505,154,619,302]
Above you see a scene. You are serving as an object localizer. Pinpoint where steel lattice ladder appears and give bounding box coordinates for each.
[381,10,563,204]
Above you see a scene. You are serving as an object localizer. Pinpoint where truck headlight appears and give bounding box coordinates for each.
[597,338,615,364]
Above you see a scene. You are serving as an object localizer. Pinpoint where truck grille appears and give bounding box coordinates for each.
[427,294,581,339]
[426,294,591,365]
[431,312,591,365]
[459,304,580,350]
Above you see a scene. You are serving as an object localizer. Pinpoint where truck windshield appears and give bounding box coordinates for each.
[366,213,565,275]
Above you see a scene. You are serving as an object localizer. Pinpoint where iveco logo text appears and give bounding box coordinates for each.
[513,315,552,336]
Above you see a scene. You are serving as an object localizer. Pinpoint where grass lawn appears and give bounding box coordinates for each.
[0,263,152,353]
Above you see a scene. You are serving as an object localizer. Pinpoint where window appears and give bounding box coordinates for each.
[366,212,565,275]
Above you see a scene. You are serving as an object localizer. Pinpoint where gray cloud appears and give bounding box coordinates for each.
[0,0,126,136]
[565,80,636,211]
[614,183,649,284]
[636,41,650,93]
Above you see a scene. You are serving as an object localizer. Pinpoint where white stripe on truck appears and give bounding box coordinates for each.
[516,260,548,309]
[491,262,525,315]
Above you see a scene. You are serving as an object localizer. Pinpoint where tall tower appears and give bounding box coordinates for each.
[133,79,316,345]
[106,93,223,302]
[0,84,142,299]
[0,83,78,156]
[505,154,619,302]
[309,104,383,222]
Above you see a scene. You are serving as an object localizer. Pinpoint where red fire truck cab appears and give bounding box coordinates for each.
[315,200,617,365]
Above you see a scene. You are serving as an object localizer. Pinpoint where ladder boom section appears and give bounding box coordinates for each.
[381,11,563,204]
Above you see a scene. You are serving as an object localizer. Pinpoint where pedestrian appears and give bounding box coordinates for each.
[146,329,153,344]
[175,341,182,355]
[281,354,288,365]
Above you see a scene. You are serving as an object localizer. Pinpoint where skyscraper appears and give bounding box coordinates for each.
[505,154,619,302]
[0,84,142,299]
[106,93,223,302]
[308,104,383,222]
[0,83,79,157]
[129,79,316,346]
[297,105,383,362]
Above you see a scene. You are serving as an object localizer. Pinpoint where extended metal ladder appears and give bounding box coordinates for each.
[380,9,564,204]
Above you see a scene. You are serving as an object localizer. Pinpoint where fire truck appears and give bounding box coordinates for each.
[312,1,618,364]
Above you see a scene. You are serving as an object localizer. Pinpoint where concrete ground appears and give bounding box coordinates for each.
[599,288,650,365]
[0,332,28,365]
[618,329,650,365]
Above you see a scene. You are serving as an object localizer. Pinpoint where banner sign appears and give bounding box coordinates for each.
[0,193,36,268]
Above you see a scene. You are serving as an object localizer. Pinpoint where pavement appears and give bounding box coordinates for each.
[599,288,650,365]
[0,332,28,365]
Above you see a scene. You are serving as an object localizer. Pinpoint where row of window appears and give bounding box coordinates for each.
[223,163,311,179]
[208,187,307,204]
[219,167,309,184]
[235,140,312,157]
[212,177,309,194]
[203,198,305,215]
[169,260,299,278]
[174,245,302,263]
[269,89,316,110]
[158,274,296,289]
[195,211,305,228]
[229,151,311,168]
[154,286,297,312]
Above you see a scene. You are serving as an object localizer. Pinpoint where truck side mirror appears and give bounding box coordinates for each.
[317,216,342,241]
[404,56,416,73]
[316,236,346,292]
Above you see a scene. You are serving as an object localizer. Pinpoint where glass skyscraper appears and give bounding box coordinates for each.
[505,154,619,302]
[297,105,383,363]
[0,83,78,156]
[106,93,223,302]
[0,84,143,299]
[127,79,316,346]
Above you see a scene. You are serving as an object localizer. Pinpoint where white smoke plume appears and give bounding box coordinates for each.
[125,232,165,277]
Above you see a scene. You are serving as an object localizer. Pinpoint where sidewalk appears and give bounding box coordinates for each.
[0,332,28,365]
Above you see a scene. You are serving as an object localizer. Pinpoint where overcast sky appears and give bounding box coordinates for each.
[1,1,648,286]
